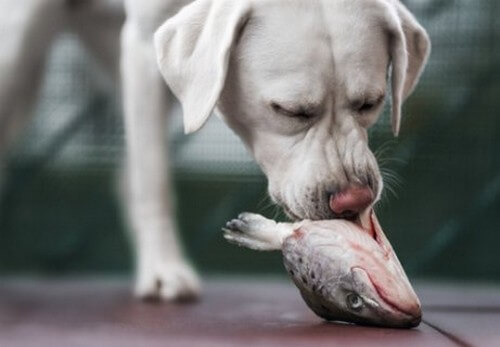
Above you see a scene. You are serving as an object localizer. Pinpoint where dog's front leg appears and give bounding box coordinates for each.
[120,16,200,301]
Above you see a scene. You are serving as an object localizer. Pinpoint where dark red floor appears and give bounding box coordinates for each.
[0,278,498,346]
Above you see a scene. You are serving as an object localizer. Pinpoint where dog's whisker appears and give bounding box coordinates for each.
[378,157,406,166]
[381,176,400,199]
[374,140,397,160]
[385,184,399,200]
[272,205,281,220]
[381,173,403,188]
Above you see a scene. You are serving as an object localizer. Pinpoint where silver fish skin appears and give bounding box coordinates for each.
[223,211,421,328]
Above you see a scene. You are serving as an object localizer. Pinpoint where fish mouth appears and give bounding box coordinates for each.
[352,266,422,327]
[368,273,422,327]
[365,269,419,318]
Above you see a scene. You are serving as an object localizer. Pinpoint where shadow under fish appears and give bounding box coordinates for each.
[223,210,421,328]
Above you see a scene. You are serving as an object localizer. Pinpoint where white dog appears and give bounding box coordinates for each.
[0,0,430,301]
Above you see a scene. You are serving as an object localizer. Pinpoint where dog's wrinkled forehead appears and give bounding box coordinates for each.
[240,0,390,104]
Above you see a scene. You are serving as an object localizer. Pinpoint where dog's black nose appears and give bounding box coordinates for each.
[329,185,374,216]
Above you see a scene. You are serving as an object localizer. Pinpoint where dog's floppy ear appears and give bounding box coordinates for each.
[385,1,431,136]
[154,0,251,134]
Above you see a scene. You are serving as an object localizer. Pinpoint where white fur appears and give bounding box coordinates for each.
[0,0,429,301]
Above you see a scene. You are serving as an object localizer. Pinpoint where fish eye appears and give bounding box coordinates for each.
[346,293,364,311]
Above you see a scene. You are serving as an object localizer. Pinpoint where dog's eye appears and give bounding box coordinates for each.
[271,102,285,113]
[353,96,384,114]
[358,102,376,112]
[271,102,315,120]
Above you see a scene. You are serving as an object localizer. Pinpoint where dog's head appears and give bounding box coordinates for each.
[154,0,430,220]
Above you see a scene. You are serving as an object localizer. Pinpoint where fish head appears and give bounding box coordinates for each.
[282,212,421,328]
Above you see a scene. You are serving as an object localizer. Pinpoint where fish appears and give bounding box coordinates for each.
[223,210,421,328]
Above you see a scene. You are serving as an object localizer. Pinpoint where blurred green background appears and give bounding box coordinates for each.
[0,0,499,281]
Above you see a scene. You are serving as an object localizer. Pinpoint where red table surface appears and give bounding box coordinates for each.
[1,277,498,347]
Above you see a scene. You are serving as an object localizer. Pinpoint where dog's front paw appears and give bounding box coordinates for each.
[135,260,201,302]
[223,212,280,251]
